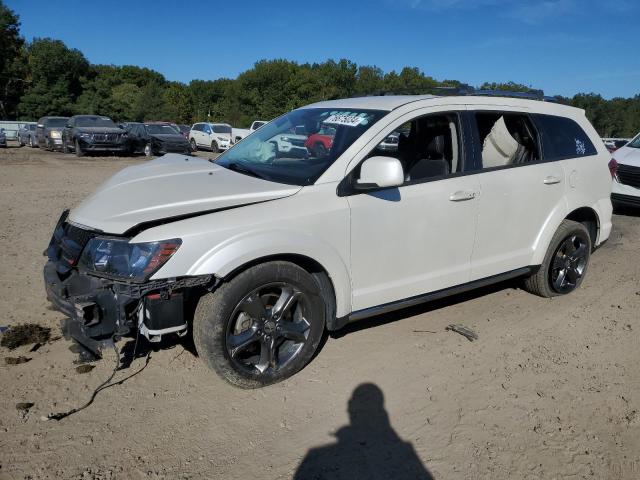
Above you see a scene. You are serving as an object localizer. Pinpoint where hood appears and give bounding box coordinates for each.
[69,154,301,234]
[150,133,188,143]
[75,127,125,134]
[613,146,640,166]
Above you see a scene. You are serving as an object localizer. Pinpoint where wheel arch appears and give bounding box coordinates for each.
[565,206,599,248]
[221,253,339,330]
[185,232,351,321]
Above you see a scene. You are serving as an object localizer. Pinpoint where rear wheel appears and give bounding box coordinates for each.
[524,220,591,297]
[29,136,34,148]
[193,261,326,388]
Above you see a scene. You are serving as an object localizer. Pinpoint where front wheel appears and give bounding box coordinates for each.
[75,139,84,157]
[190,139,197,152]
[193,261,326,388]
[211,140,219,153]
[144,143,153,157]
[29,136,35,148]
[523,220,591,297]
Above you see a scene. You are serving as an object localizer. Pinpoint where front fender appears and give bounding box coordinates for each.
[187,228,352,318]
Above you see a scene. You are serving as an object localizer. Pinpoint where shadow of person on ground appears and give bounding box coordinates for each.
[294,383,434,480]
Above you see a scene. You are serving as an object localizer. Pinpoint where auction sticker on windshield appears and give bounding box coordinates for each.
[323,114,367,127]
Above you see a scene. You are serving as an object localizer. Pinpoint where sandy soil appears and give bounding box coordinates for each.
[1,143,639,480]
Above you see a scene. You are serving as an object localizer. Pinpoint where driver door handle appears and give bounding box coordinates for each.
[449,190,476,202]
[543,175,562,185]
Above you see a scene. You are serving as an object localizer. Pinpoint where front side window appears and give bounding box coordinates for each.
[533,114,597,160]
[367,112,462,184]
[216,108,387,186]
[473,112,540,170]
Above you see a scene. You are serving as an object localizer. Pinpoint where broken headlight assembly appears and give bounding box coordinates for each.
[79,237,181,282]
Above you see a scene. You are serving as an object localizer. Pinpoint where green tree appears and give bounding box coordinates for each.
[18,38,89,118]
[0,1,26,119]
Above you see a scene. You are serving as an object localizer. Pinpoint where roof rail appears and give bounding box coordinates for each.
[435,85,559,102]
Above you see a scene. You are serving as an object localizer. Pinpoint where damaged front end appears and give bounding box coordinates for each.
[44,211,213,356]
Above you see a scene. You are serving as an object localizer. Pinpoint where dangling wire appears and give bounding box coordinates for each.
[48,328,150,421]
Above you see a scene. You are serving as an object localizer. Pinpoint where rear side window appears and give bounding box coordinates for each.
[473,112,540,170]
[533,114,597,160]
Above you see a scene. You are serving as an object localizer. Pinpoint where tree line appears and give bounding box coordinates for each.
[1,1,639,137]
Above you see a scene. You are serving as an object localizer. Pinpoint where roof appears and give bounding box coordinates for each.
[300,94,583,117]
[301,95,439,111]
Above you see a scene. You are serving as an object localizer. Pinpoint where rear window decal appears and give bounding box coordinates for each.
[575,139,586,155]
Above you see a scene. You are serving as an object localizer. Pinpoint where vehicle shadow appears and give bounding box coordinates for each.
[332,278,521,338]
[294,383,434,479]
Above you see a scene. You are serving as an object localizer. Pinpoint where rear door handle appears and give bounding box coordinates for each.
[543,175,562,185]
[449,190,476,202]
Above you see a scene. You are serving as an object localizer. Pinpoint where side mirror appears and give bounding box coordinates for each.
[65,124,72,129]
[356,156,404,189]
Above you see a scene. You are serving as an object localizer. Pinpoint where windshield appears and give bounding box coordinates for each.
[216,108,387,186]
[146,124,179,135]
[76,116,117,128]
[212,124,232,134]
[628,135,640,148]
[46,118,68,127]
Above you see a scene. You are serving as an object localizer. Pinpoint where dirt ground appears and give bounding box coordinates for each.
[1,143,639,480]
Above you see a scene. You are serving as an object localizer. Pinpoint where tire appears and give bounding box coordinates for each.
[523,219,592,298]
[29,136,34,148]
[75,139,84,157]
[190,139,197,152]
[314,142,327,157]
[144,143,152,157]
[18,136,24,147]
[211,140,219,153]
[193,261,326,388]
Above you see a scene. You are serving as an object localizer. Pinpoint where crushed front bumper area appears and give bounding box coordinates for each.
[44,213,213,355]
[45,260,212,353]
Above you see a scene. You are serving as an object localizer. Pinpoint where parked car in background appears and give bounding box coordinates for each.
[36,116,69,151]
[43,94,613,388]
[62,115,128,157]
[189,122,232,152]
[378,131,400,152]
[17,123,37,147]
[304,125,335,157]
[232,120,268,144]
[122,122,191,156]
[267,125,309,158]
[0,128,6,147]
[603,138,629,153]
[611,133,640,208]
[177,124,190,139]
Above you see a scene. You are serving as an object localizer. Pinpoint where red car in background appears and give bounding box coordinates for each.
[305,126,336,157]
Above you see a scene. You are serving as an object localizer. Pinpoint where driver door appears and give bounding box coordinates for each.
[347,111,480,312]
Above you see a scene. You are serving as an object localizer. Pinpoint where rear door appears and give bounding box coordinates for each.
[467,108,566,280]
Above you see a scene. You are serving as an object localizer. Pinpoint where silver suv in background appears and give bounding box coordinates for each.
[37,116,69,151]
[44,94,613,388]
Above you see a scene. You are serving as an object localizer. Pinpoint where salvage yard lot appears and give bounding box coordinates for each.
[1,145,640,479]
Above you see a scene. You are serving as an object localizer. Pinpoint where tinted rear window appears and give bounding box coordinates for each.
[533,114,597,160]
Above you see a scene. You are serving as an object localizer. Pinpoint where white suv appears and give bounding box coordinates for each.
[611,133,640,208]
[189,122,232,152]
[44,94,613,387]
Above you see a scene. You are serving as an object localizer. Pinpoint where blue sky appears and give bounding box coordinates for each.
[6,0,640,98]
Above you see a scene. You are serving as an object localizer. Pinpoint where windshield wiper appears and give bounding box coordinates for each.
[225,161,267,180]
